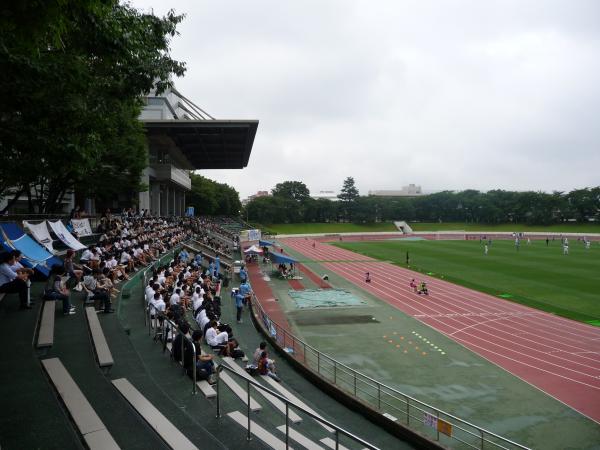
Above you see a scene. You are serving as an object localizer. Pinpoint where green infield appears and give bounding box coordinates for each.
[409,222,600,233]
[334,239,600,323]
[263,222,398,234]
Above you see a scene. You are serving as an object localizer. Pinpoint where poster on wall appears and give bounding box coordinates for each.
[186,206,195,217]
[240,229,262,242]
[71,218,93,237]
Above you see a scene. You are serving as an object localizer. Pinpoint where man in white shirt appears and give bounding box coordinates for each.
[191,287,204,311]
[145,281,156,304]
[150,292,166,315]
[169,289,181,307]
[195,308,210,332]
[205,320,228,348]
[120,250,134,271]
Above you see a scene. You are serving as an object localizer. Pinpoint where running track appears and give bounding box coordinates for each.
[282,237,600,423]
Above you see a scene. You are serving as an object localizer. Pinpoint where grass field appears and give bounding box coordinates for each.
[409,222,600,233]
[334,239,600,324]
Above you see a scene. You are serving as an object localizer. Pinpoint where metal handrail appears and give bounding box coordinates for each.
[215,363,380,450]
[249,291,530,450]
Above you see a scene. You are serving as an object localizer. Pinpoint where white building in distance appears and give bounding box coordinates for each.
[311,190,340,201]
[368,184,424,197]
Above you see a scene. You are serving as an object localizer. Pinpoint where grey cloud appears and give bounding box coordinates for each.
[133,0,600,198]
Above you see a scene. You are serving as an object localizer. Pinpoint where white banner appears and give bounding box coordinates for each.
[48,220,87,251]
[23,221,55,253]
[240,229,262,242]
[71,218,93,237]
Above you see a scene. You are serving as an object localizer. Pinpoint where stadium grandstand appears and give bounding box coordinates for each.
[0,212,433,449]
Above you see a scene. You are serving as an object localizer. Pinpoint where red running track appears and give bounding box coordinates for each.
[283,237,600,423]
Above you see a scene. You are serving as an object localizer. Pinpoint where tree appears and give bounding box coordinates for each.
[338,177,359,202]
[187,174,241,216]
[566,188,600,223]
[0,1,186,213]
[337,177,359,221]
[272,181,310,203]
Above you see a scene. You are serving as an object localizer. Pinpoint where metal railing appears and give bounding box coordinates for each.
[215,363,380,450]
[250,293,530,450]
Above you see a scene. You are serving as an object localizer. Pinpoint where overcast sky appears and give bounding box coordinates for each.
[132,0,600,199]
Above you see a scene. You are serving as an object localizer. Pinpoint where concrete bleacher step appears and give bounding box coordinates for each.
[220,371,262,411]
[37,300,55,348]
[112,378,198,450]
[227,411,294,450]
[261,375,334,433]
[223,357,301,423]
[276,425,325,450]
[41,358,120,450]
[320,437,368,450]
[196,379,217,398]
[85,307,114,369]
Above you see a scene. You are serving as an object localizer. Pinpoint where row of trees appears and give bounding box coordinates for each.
[187,174,241,216]
[243,179,600,225]
[0,1,185,213]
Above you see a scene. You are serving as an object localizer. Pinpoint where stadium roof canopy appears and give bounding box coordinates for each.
[142,119,259,170]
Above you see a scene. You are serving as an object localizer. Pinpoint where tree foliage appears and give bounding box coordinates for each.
[187,173,241,216]
[338,177,359,202]
[244,181,600,225]
[272,181,310,203]
[0,0,186,213]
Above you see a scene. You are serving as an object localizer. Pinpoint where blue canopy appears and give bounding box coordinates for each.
[270,252,297,265]
[0,222,62,276]
[259,240,275,247]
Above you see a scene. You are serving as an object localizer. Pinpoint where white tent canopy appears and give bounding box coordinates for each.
[23,221,55,253]
[48,220,86,251]
[243,244,263,254]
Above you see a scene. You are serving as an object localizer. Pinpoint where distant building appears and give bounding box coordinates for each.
[368,184,424,197]
[311,190,339,201]
[242,191,270,205]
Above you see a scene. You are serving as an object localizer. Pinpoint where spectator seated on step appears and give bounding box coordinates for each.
[79,247,94,267]
[64,249,84,280]
[44,264,75,315]
[10,250,34,279]
[81,268,114,313]
[149,292,166,321]
[0,252,31,310]
[205,320,233,349]
[258,350,280,382]
[185,330,215,383]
